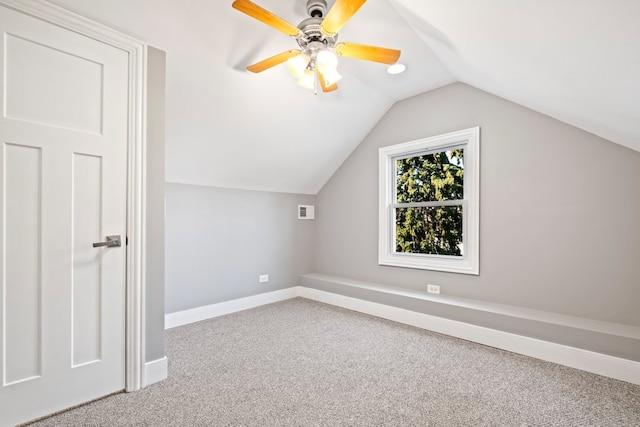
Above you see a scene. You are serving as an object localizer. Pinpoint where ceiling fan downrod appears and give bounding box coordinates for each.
[306,0,327,18]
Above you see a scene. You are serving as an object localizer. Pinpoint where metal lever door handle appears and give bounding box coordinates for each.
[92,235,122,248]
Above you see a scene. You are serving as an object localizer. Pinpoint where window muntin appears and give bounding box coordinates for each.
[378,127,479,275]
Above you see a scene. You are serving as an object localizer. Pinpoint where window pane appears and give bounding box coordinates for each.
[396,149,464,203]
[395,206,463,256]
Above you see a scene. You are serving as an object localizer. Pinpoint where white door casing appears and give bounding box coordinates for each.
[0,1,148,425]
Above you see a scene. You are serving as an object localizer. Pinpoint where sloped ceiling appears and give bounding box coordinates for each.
[392,0,640,155]
[47,0,639,194]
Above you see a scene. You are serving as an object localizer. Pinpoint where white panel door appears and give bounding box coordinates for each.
[0,5,129,426]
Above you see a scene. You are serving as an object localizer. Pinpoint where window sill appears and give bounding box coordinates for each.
[379,253,479,275]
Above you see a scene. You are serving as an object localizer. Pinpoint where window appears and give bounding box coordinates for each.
[378,127,479,275]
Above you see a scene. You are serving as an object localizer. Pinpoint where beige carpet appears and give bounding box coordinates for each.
[26,298,640,426]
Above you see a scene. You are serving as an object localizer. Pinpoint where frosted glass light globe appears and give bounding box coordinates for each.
[287,53,310,78]
[316,50,338,73]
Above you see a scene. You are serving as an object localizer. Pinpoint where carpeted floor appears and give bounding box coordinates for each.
[26,298,640,426]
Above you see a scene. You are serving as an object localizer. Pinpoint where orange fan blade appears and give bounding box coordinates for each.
[318,70,338,92]
[321,0,367,36]
[247,50,301,73]
[334,42,400,64]
[232,0,301,37]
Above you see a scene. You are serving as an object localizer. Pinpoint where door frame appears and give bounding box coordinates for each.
[0,0,149,391]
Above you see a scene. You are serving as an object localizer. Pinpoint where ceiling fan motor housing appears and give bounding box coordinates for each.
[297,0,337,51]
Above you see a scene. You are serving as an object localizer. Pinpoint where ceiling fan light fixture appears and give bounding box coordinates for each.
[287,53,310,78]
[321,68,342,87]
[316,49,338,72]
[297,68,315,90]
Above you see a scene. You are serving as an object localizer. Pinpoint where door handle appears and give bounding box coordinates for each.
[92,235,122,248]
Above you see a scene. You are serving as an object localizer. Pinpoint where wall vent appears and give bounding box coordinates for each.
[298,205,315,220]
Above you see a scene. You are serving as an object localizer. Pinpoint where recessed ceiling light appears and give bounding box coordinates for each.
[387,63,407,75]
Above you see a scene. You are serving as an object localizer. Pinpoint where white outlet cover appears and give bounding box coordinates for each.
[427,284,440,294]
[259,274,269,283]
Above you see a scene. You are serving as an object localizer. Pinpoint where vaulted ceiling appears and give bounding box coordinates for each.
[49,0,640,194]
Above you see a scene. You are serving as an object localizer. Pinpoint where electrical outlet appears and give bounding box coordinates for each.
[259,274,269,283]
[427,284,440,295]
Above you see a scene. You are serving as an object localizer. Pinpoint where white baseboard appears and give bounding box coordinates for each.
[297,287,640,386]
[165,287,298,329]
[143,356,168,387]
[163,285,640,385]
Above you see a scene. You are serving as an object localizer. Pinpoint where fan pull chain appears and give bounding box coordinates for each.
[313,67,318,96]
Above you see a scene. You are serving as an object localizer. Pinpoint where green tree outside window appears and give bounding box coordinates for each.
[394,149,464,256]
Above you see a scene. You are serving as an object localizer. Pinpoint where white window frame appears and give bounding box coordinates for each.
[378,127,479,275]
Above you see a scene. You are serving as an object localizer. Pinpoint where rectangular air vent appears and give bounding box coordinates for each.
[298,205,315,220]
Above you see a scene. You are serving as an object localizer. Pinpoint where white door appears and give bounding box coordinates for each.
[0,4,129,426]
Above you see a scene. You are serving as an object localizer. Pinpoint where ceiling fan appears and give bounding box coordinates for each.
[232,0,401,93]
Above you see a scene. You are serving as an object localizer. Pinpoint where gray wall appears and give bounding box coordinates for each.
[145,46,166,362]
[314,82,640,327]
[165,183,316,314]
